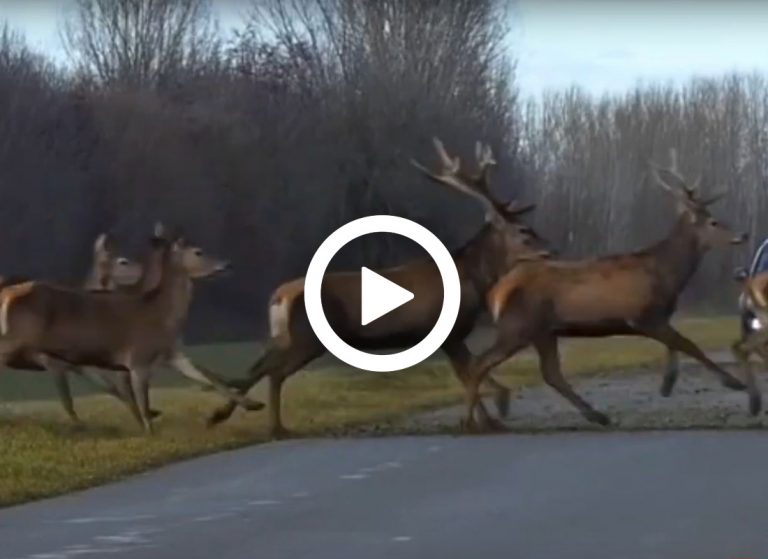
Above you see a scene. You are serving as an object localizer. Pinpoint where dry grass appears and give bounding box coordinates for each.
[0,316,739,507]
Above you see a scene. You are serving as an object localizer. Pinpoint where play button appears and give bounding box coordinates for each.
[360,267,414,326]
[304,215,460,373]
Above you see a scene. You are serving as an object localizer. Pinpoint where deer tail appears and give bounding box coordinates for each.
[0,281,35,335]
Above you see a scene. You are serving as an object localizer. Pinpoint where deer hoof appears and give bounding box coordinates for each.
[483,417,510,433]
[586,410,611,426]
[660,378,675,397]
[270,426,293,440]
[722,375,747,391]
[494,389,512,418]
[459,417,480,433]
[205,407,232,428]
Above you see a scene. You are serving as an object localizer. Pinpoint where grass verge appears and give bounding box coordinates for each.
[0,316,738,507]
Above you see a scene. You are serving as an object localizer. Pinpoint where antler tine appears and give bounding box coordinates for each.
[650,148,695,199]
[503,200,536,218]
[411,138,504,224]
[668,148,679,174]
[668,147,695,195]
[474,141,497,171]
[700,189,728,207]
[432,137,460,175]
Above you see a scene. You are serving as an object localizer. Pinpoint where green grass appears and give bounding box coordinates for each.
[0,316,739,507]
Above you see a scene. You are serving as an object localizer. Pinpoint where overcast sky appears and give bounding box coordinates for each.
[4,0,768,97]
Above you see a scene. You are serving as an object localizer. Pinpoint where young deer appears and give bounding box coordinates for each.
[0,233,143,422]
[207,138,550,437]
[731,271,768,415]
[463,150,748,430]
[0,229,263,432]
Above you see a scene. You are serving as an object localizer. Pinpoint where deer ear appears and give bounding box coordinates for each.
[93,233,108,253]
[153,221,166,239]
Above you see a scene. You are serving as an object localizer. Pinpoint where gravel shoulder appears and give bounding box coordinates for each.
[394,354,768,433]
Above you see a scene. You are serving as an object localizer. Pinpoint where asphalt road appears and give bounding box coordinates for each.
[4,431,768,559]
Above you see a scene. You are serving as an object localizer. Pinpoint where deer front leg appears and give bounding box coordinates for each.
[129,367,153,434]
[443,340,508,430]
[660,348,679,397]
[465,340,528,433]
[637,322,746,392]
[168,352,264,412]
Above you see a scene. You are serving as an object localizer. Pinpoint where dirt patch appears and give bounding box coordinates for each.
[386,359,768,434]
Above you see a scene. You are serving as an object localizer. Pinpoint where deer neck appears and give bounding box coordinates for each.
[139,240,167,293]
[648,215,704,297]
[455,225,513,297]
[83,260,113,291]
[146,262,194,331]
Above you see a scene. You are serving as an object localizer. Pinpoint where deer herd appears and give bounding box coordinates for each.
[1,139,765,438]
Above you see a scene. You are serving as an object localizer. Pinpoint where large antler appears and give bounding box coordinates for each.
[411,137,535,224]
[650,148,727,208]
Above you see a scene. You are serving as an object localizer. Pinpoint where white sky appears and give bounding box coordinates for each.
[4,0,768,97]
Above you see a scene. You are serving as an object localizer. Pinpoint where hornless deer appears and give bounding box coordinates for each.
[731,271,768,415]
[0,229,263,432]
[461,150,749,430]
[207,138,550,437]
[0,233,143,422]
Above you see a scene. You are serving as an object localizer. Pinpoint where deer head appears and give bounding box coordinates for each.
[91,233,142,289]
[411,137,550,266]
[650,149,747,249]
[171,238,230,279]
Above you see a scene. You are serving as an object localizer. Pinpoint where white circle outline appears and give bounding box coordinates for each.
[304,215,460,373]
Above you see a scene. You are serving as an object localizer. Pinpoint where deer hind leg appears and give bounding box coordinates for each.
[112,371,144,425]
[169,352,264,412]
[266,347,323,439]
[638,322,746,392]
[660,348,680,397]
[535,336,610,426]
[75,368,163,420]
[34,355,80,423]
[206,344,288,427]
[52,370,79,423]
[443,340,508,429]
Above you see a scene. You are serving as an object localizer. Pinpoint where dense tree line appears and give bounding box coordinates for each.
[520,76,768,307]
[0,1,762,340]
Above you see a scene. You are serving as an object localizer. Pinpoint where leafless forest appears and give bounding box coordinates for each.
[0,0,765,340]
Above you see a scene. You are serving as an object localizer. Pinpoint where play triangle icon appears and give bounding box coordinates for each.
[360,267,414,326]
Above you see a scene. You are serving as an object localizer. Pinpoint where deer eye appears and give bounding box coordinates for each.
[194,249,203,256]
[117,258,129,266]
[709,219,719,227]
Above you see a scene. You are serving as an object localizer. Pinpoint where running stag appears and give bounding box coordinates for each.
[463,149,748,430]
[207,138,550,437]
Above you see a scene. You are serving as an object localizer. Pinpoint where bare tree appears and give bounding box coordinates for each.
[62,0,218,88]
[242,0,520,266]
